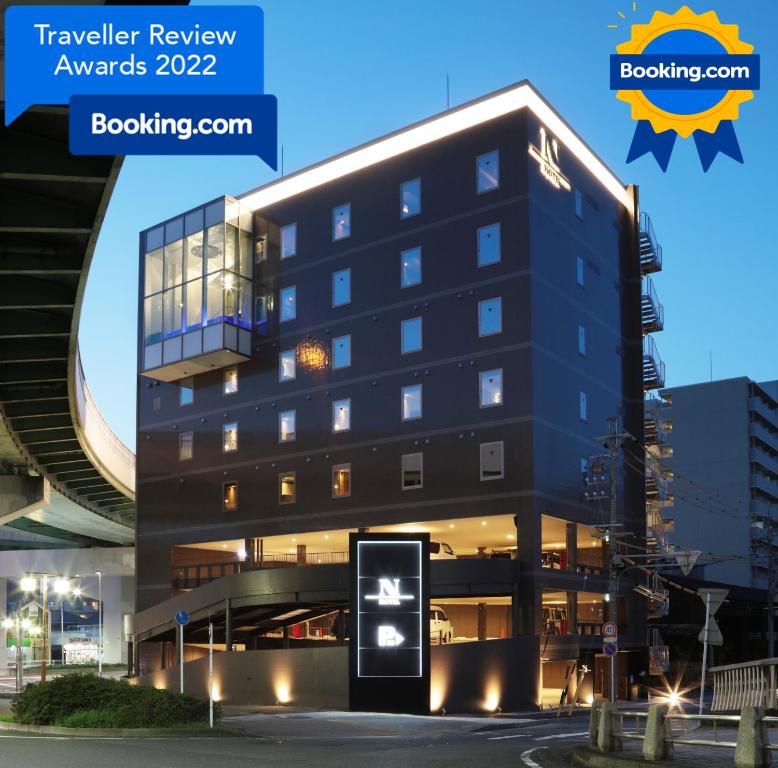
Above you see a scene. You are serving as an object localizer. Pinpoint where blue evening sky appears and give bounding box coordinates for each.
[79,0,777,450]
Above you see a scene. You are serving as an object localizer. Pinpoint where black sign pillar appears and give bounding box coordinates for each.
[349,532,429,714]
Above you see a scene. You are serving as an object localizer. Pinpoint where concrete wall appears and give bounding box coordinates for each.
[134,636,542,714]
[134,647,349,708]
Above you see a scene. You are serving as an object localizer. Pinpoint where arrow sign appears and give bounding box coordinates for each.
[175,610,190,626]
[698,616,723,646]
[697,588,728,616]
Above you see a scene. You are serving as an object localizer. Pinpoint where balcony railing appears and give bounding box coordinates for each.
[172,551,349,589]
[641,276,664,334]
[643,335,666,391]
[639,211,663,275]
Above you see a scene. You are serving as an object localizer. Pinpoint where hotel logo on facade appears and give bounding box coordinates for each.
[529,126,571,191]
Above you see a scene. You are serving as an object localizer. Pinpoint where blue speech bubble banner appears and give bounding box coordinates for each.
[69,94,277,167]
[4,4,266,125]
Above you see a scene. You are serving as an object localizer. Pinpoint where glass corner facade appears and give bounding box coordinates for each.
[140,196,254,381]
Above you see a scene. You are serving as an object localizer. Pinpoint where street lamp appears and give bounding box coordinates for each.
[96,571,102,677]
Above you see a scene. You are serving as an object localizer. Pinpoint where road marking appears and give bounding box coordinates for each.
[535,731,590,741]
[488,733,526,740]
[521,747,547,768]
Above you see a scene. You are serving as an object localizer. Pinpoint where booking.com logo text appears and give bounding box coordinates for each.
[91,111,253,140]
[610,53,760,90]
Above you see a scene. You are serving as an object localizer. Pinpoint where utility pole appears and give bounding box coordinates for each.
[597,416,633,703]
[768,553,776,659]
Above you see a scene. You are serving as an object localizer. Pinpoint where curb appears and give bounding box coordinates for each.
[571,746,675,768]
[0,721,244,738]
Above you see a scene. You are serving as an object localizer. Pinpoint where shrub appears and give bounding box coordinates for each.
[11,673,218,728]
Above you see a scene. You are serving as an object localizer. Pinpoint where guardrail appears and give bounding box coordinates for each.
[73,348,135,499]
[587,703,776,767]
[710,657,778,711]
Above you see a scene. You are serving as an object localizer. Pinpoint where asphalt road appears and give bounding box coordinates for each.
[0,709,591,767]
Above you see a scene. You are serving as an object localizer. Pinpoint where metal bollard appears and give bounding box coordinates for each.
[643,703,673,762]
[735,707,771,768]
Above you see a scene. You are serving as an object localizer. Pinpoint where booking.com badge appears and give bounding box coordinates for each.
[609,6,760,171]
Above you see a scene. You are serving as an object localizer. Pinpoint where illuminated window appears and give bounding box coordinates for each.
[144,247,163,296]
[223,421,238,453]
[163,239,184,289]
[478,297,502,337]
[479,369,503,407]
[332,398,351,432]
[579,391,588,422]
[280,285,296,322]
[179,378,194,406]
[332,335,351,370]
[279,472,296,504]
[401,317,422,354]
[402,384,422,421]
[402,453,423,489]
[223,482,238,512]
[279,410,296,443]
[477,223,501,267]
[575,189,584,219]
[400,178,421,219]
[401,246,421,288]
[576,256,585,287]
[223,366,238,395]
[279,349,296,381]
[333,203,351,241]
[179,431,193,461]
[281,222,297,259]
[332,268,351,307]
[477,150,500,193]
[578,324,586,356]
[332,463,351,498]
[480,441,504,480]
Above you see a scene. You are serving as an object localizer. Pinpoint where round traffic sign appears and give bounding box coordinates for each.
[603,642,618,657]
[175,610,189,626]
[602,621,618,638]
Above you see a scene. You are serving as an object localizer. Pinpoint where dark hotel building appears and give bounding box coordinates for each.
[133,81,662,710]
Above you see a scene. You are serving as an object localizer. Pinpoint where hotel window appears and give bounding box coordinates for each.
[400,178,421,219]
[477,223,501,267]
[223,366,238,395]
[280,285,296,322]
[480,369,503,407]
[179,378,194,406]
[332,398,351,432]
[402,384,422,421]
[332,334,352,370]
[223,482,238,512]
[576,256,585,287]
[579,391,588,422]
[478,297,502,337]
[401,246,422,288]
[578,324,587,356]
[477,150,500,193]
[332,268,351,307]
[279,410,296,443]
[279,472,296,504]
[333,203,351,241]
[255,294,270,326]
[223,421,238,452]
[401,317,422,354]
[480,441,504,480]
[280,223,297,259]
[179,431,193,462]
[279,349,296,381]
[575,189,584,220]
[402,453,423,489]
[332,464,351,498]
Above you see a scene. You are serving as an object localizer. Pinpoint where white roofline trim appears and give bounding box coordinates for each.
[240,82,633,215]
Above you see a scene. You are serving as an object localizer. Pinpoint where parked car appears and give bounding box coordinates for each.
[430,605,453,643]
[429,541,456,559]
